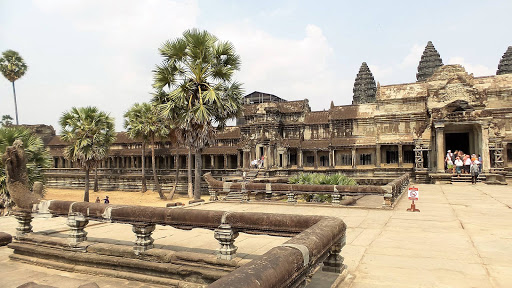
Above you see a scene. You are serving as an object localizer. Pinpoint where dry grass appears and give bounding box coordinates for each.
[44,188,209,207]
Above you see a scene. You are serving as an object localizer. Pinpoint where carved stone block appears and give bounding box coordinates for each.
[214,223,239,260]
[132,223,156,253]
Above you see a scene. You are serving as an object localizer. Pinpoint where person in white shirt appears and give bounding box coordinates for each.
[470,159,480,184]
[454,157,463,177]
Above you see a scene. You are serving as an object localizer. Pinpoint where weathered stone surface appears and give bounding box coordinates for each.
[0,231,12,246]
[352,62,377,104]
[497,46,512,75]
[2,140,41,210]
[417,41,443,81]
[17,282,57,288]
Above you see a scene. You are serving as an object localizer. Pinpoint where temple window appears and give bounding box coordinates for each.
[359,153,372,165]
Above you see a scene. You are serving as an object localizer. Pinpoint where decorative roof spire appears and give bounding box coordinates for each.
[352,62,376,104]
[416,41,443,81]
[497,46,512,75]
[330,100,335,109]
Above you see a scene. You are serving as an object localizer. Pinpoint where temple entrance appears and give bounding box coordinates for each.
[445,132,469,155]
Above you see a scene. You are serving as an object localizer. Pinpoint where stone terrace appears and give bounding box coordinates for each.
[0,183,511,287]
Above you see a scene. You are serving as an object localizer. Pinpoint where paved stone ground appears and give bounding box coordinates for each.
[0,182,511,287]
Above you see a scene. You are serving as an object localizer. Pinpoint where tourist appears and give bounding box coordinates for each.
[470,159,480,184]
[454,157,463,177]
[445,154,453,173]
[95,197,101,203]
[103,196,110,204]
[463,154,471,174]
[478,154,482,173]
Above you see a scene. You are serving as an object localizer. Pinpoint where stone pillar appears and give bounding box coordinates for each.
[398,144,403,168]
[481,125,491,173]
[435,123,445,173]
[314,150,319,169]
[223,154,228,169]
[298,148,303,168]
[237,152,241,168]
[67,213,89,246]
[503,142,508,167]
[243,150,250,169]
[329,149,334,168]
[211,155,215,169]
[351,148,357,169]
[332,192,341,205]
[214,223,239,260]
[322,235,346,273]
[132,223,156,254]
[376,144,381,167]
[13,210,33,239]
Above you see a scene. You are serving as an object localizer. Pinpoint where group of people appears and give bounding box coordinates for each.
[250,156,265,169]
[445,150,482,184]
[95,196,110,204]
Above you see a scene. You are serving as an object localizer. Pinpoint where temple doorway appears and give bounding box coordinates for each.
[445,133,469,155]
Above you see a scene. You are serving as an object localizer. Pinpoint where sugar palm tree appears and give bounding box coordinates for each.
[124,103,150,193]
[154,29,244,200]
[124,102,168,199]
[0,126,51,209]
[0,50,28,125]
[59,107,116,202]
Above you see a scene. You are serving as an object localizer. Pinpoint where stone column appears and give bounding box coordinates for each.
[322,235,346,273]
[314,150,319,169]
[237,152,241,169]
[132,223,156,254]
[214,223,239,260]
[503,142,508,167]
[283,149,288,168]
[435,123,445,173]
[223,154,228,169]
[376,144,381,167]
[287,192,296,203]
[481,125,491,173]
[398,144,403,167]
[351,148,356,169]
[329,149,334,168]
[243,150,249,169]
[67,213,89,247]
[298,148,303,168]
[13,210,33,239]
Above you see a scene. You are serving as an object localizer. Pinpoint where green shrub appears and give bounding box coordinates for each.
[288,173,357,203]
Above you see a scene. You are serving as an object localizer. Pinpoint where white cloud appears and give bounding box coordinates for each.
[214,23,346,110]
[400,44,424,68]
[447,57,494,77]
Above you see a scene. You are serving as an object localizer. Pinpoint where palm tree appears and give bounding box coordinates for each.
[59,107,116,202]
[124,102,168,199]
[153,29,244,200]
[0,126,51,209]
[124,103,150,193]
[0,50,28,125]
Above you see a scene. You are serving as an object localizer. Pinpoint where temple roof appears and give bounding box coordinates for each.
[417,41,443,82]
[304,111,329,124]
[353,62,377,104]
[215,127,240,139]
[497,46,512,75]
[329,105,359,120]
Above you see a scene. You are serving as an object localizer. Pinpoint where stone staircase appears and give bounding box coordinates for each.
[224,169,261,201]
[451,174,485,183]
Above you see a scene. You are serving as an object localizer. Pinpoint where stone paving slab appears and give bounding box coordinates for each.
[0,182,510,287]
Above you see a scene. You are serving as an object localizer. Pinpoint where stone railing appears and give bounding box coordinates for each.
[204,172,409,206]
[382,173,410,208]
[9,201,347,287]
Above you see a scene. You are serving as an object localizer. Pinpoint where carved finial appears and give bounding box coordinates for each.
[497,46,512,75]
[352,62,376,104]
[417,41,443,81]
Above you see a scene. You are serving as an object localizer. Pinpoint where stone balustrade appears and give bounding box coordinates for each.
[9,200,347,287]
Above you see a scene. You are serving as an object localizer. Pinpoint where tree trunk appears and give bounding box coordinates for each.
[12,82,19,125]
[84,166,90,202]
[93,167,99,192]
[169,148,179,200]
[187,147,193,198]
[151,137,164,199]
[194,148,202,200]
[141,141,147,192]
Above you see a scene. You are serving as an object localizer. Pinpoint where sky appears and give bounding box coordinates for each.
[1,0,511,132]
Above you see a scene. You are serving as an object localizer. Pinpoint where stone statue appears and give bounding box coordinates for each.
[2,139,41,211]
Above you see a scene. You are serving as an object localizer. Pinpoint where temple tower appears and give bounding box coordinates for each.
[497,46,512,75]
[416,41,443,81]
[352,62,376,104]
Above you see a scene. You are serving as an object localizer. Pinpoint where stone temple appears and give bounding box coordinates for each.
[40,42,512,191]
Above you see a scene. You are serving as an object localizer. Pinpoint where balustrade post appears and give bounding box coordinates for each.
[132,223,156,254]
[13,210,33,239]
[287,192,296,203]
[332,192,341,205]
[67,213,89,246]
[214,223,239,260]
[322,235,346,273]
[209,188,218,201]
